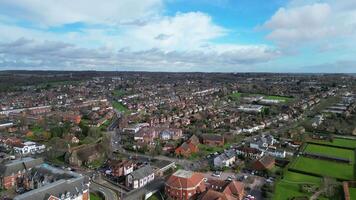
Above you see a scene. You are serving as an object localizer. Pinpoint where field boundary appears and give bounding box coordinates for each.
[287,168,349,182]
[306,141,355,150]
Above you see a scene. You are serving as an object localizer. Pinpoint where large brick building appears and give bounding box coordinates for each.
[165,170,206,200]
[0,157,43,189]
[0,157,90,200]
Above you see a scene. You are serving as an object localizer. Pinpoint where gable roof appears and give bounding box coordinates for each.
[0,157,43,177]
[166,169,205,189]
[200,190,235,200]
[202,134,224,142]
[13,176,89,200]
[130,165,154,180]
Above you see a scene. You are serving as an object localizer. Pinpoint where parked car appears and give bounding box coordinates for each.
[212,171,222,177]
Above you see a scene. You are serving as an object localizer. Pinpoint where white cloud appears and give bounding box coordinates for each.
[263,1,356,49]
[0,0,280,71]
[0,38,279,71]
[120,12,227,51]
[0,0,162,26]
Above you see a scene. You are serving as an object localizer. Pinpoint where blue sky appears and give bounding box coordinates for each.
[0,0,355,72]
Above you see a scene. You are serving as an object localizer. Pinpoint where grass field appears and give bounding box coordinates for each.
[290,156,353,180]
[90,193,104,200]
[265,95,292,101]
[349,188,356,199]
[113,89,126,97]
[229,92,292,102]
[273,171,322,200]
[304,144,355,162]
[310,138,356,149]
[112,101,129,113]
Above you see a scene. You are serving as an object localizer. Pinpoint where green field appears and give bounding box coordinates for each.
[113,89,126,97]
[112,101,129,113]
[349,188,356,199]
[290,156,353,180]
[273,171,322,200]
[304,144,355,162]
[229,92,242,100]
[265,95,293,101]
[310,138,356,149]
[229,92,292,102]
[90,193,104,200]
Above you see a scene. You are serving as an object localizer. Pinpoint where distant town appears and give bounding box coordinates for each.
[0,71,355,200]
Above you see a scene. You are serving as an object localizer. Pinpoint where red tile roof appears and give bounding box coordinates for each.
[166,170,205,190]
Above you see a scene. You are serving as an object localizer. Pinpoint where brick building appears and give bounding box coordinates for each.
[165,170,206,200]
[0,157,43,189]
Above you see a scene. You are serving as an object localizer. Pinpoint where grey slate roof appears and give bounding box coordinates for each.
[130,165,154,180]
[0,157,43,177]
[13,176,89,200]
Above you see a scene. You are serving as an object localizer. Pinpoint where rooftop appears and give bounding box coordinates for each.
[173,169,194,178]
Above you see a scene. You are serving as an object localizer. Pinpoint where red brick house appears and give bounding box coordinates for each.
[175,135,200,157]
[108,160,135,177]
[175,141,199,157]
[201,134,224,146]
[253,155,275,171]
[0,157,43,189]
[165,170,206,200]
[203,179,244,200]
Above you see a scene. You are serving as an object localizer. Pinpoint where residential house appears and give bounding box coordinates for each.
[175,141,199,158]
[108,160,135,177]
[203,179,244,200]
[236,147,264,159]
[253,155,275,171]
[213,150,236,168]
[126,165,155,189]
[202,134,224,146]
[13,141,46,155]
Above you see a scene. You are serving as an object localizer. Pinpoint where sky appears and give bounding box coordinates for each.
[0,0,356,73]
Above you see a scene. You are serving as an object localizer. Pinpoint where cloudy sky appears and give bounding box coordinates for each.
[0,0,355,72]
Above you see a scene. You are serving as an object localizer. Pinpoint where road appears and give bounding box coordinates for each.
[90,182,119,200]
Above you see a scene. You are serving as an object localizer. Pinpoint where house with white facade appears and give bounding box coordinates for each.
[126,165,155,189]
[13,141,46,155]
[213,150,236,168]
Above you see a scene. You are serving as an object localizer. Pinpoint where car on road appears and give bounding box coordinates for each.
[226,176,233,181]
[212,171,222,177]
[245,195,255,200]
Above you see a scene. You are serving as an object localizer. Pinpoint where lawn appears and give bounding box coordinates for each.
[112,101,129,113]
[229,92,292,102]
[289,156,354,180]
[349,188,356,199]
[229,92,242,101]
[273,171,322,200]
[99,119,111,131]
[310,138,356,149]
[265,95,293,101]
[90,193,104,200]
[198,143,230,154]
[113,89,126,97]
[304,144,355,162]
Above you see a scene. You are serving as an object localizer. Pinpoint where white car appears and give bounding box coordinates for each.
[212,171,222,177]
